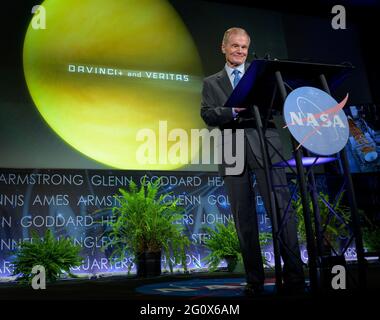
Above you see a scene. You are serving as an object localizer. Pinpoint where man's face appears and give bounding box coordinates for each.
[222,33,250,67]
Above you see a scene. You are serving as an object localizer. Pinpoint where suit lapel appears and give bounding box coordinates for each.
[216,63,251,98]
[216,68,233,98]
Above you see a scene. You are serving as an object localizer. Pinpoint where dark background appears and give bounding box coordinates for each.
[200,0,380,102]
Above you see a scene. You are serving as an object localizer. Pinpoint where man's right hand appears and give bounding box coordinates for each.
[233,108,247,113]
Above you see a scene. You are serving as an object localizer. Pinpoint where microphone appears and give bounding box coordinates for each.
[263,53,272,60]
[263,53,279,61]
[251,52,278,61]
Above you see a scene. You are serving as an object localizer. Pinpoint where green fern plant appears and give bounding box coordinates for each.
[202,220,271,271]
[361,212,380,252]
[11,229,83,283]
[292,191,351,251]
[104,177,190,273]
[362,227,380,252]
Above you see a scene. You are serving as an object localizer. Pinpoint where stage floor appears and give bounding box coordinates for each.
[0,261,379,301]
[1,264,379,317]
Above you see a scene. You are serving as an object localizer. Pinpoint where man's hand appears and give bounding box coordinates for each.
[233,107,246,113]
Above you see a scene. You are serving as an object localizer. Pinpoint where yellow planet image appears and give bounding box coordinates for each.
[23,0,204,170]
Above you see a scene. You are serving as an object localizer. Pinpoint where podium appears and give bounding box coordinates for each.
[224,59,366,292]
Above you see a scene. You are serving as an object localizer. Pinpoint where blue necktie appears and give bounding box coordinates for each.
[232,69,241,88]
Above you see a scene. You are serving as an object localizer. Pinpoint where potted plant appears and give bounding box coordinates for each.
[203,220,271,272]
[361,212,380,253]
[11,229,83,284]
[362,226,380,252]
[292,191,351,253]
[104,177,190,277]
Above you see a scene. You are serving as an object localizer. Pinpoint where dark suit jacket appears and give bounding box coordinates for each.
[200,64,283,176]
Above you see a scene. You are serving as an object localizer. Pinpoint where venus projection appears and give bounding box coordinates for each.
[23,0,204,170]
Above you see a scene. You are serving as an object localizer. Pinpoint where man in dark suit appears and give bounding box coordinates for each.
[201,27,305,295]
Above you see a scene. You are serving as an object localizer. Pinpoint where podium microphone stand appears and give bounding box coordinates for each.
[225,59,366,292]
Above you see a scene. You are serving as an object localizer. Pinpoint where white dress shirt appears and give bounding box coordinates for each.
[225,63,245,119]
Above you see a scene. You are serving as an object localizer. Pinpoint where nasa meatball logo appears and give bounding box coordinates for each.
[283,86,349,156]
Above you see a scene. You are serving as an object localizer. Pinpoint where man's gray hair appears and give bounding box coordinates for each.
[222,27,250,45]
